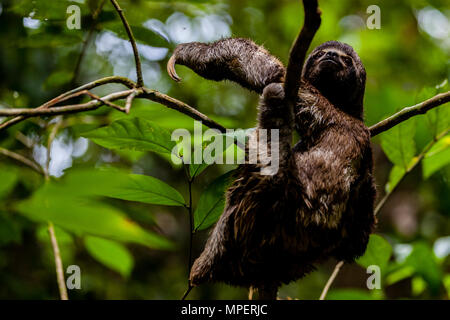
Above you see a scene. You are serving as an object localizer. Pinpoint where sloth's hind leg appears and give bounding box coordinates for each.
[189,206,236,285]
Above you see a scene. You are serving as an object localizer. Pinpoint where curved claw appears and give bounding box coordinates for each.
[167,54,181,82]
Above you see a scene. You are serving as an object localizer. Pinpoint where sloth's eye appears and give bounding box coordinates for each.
[342,56,353,65]
[315,51,325,58]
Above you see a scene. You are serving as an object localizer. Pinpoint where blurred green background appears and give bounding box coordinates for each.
[0,0,449,299]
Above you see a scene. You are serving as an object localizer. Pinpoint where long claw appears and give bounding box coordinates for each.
[167,54,181,82]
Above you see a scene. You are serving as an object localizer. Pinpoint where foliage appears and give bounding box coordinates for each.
[0,0,449,300]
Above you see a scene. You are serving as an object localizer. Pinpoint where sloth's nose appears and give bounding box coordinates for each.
[325,51,338,59]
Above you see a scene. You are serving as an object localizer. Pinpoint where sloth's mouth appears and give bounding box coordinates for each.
[321,58,340,66]
[318,58,343,72]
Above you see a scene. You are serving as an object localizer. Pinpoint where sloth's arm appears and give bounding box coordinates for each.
[257,83,294,167]
[167,38,285,94]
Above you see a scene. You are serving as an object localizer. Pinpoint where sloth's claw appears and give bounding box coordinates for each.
[167,54,181,82]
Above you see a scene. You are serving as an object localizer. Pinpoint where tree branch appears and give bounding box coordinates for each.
[141,88,227,133]
[0,136,68,300]
[0,87,227,135]
[48,222,69,300]
[0,147,44,174]
[248,0,321,301]
[284,0,321,102]
[319,260,344,300]
[125,89,139,114]
[181,164,195,300]
[44,118,69,300]
[110,0,143,87]
[374,127,450,215]
[0,76,135,130]
[370,91,450,137]
[71,0,107,85]
[0,90,134,117]
[83,90,126,112]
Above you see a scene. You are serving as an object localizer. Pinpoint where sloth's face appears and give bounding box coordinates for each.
[310,48,356,81]
[302,41,366,118]
[304,48,359,97]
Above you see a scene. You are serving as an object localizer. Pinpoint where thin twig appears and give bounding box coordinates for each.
[71,0,106,85]
[45,118,63,179]
[44,117,69,300]
[319,260,344,300]
[370,91,450,137]
[0,139,68,300]
[248,287,254,300]
[142,88,227,133]
[15,131,34,148]
[0,90,134,117]
[181,164,195,300]
[125,89,139,114]
[187,177,194,273]
[0,76,135,130]
[284,0,321,102]
[0,147,44,174]
[110,0,144,87]
[48,222,68,300]
[83,90,126,112]
[0,88,227,136]
[72,29,96,85]
[374,128,450,215]
[374,193,389,216]
[41,78,134,109]
[181,285,193,300]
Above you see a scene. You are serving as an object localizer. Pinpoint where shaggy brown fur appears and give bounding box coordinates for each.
[169,38,376,291]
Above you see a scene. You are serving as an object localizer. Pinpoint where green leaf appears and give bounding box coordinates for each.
[423,135,450,179]
[82,117,177,157]
[114,149,146,163]
[327,289,377,300]
[444,274,450,297]
[385,265,415,285]
[36,224,73,246]
[0,167,18,199]
[36,224,75,265]
[104,23,170,48]
[412,276,427,296]
[380,119,416,169]
[404,242,442,295]
[356,234,392,271]
[426,104,450,137]
[110,102,204,131]
[0,214,21,246]
[101,173,186,206]
[194,171,234,232]
[223,128,254,147]
[187,129,251,179]
[423,80,450,137]
[61,168,185,206]
[16,184,173,250]
[189,162,210,179]
[385,165,406,193]
[84,236,134,278]
[43,70,73,89]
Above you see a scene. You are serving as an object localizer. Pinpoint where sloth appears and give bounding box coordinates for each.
[167,38,376,297]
